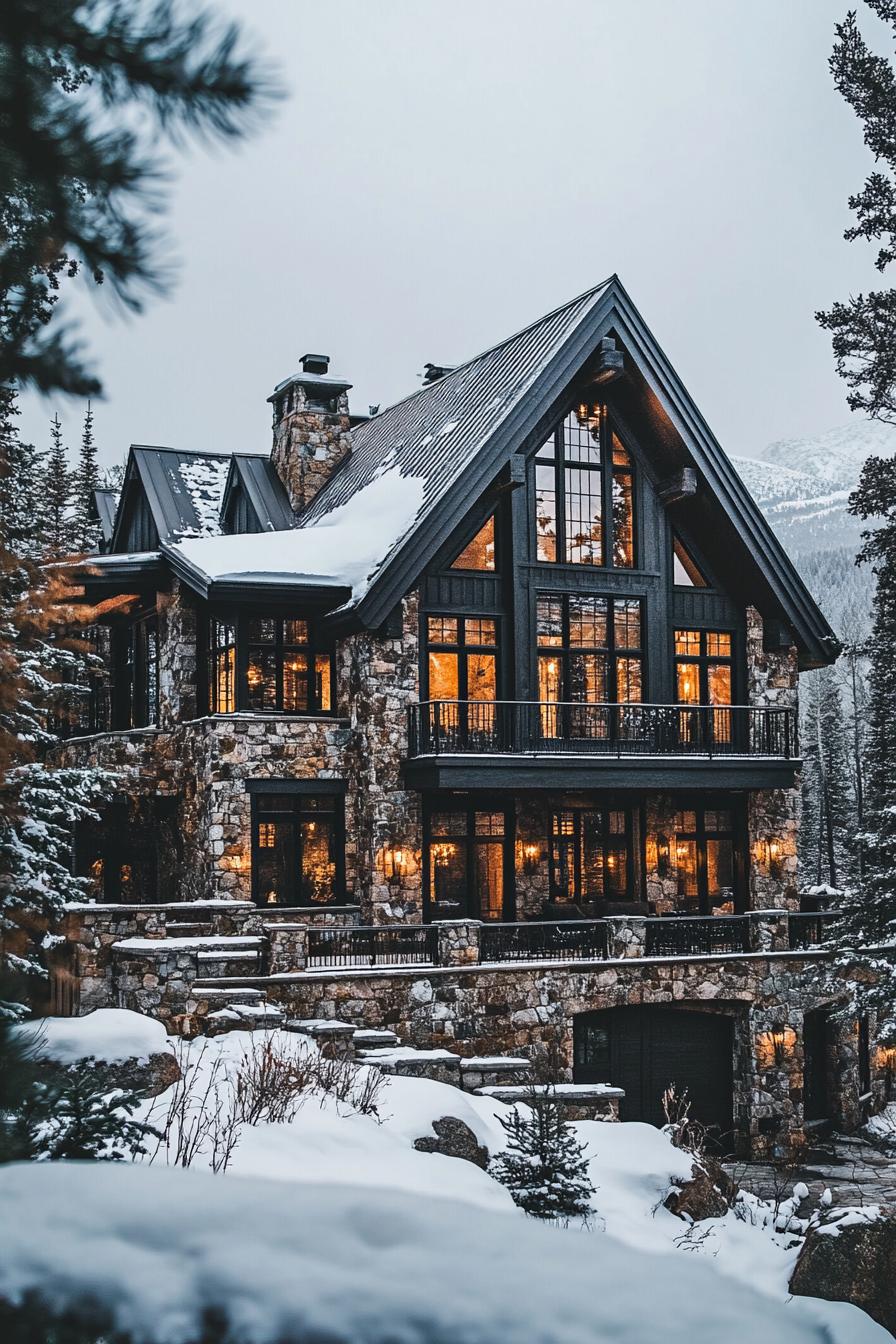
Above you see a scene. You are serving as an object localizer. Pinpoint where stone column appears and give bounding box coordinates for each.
[436,919,482,966]
[749,910,790,953]
[605,916,646,959]
[265,924,308,974]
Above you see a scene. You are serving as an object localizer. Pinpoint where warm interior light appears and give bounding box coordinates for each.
[383,844,408,884]
[266,889,278,905]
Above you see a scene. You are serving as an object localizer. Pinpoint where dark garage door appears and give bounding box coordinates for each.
[574,1006,734,1140]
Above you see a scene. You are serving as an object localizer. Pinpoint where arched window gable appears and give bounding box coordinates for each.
[533,402,636,568]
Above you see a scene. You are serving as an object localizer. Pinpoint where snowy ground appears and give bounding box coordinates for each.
[0,1014,888,1343]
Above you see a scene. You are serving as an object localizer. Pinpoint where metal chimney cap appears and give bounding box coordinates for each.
[301,353,330,375]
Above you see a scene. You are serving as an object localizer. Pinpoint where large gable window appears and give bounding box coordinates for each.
[534,404,635,568]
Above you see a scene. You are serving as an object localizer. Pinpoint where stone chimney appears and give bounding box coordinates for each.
[268,353,353,514]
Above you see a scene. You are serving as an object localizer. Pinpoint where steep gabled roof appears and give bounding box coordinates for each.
[158,276,837,667]
[111,446,238,550]
[220,454,295,533]
[89,488,118,550]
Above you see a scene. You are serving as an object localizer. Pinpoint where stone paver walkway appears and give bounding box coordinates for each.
[726,1135,896,1209]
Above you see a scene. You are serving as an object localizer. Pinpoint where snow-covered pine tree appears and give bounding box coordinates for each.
[0,388,114,1000]
[800,667,852,889]
[835,456,896,1035]
[74,402,100,553]
[44,413,75,559]
[490,1090,594,1220]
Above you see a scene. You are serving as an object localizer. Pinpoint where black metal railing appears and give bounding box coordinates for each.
[788,910,841,950]
[306,924,438,969]
[644,915,750,957]
[479,919,609,964]
[407,701,796,760]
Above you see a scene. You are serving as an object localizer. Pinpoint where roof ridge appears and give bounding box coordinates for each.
[130,444,237,460]
[363,275,617,425]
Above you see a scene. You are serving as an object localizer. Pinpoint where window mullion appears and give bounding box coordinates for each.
[602,412,612,567]
[555,434,566,564]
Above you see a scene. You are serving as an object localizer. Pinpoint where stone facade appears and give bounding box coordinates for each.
[270,379,353,514]
[262,945,882,1159]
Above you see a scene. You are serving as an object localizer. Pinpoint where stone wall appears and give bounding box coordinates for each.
[263,948,874,1158]
[747,605,801,910]
[345,591,423,924]
[270,383,353,514]
[157,579,198,728]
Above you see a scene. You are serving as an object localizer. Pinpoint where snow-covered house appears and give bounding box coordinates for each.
[55,276,880,1156]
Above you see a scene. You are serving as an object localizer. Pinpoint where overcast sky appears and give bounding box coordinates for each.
[18,0,889,468]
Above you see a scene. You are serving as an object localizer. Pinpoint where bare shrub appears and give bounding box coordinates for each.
[232,1035,316,1126]
[309,1052,385,1118]
[661,1084,708,1158]
[141,1039,240,1173]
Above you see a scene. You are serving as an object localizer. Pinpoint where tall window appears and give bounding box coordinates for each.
[675,628,734,742]
[534,404,635,567]
[253,792,343,907]
[450,515,496,571]
[537,596,642,705]
[673,805,738,914]
[207,615,333,716]
[426,805,507,921]
[126,612,159,728]
[209,619,236,713]
[550,809,631,906]
[426,616,497,701]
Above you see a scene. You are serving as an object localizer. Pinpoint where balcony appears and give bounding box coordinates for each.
[404,700,799,791]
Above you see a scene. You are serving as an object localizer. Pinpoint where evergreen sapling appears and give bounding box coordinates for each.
[490,1090,595,1221]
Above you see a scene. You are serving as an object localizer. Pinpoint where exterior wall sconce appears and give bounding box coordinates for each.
[758,1025,796,1069]
[382,845,407,887]
[519,842,541,876]
[756,838,785,879]
[876,1046,896,1099]
[656,834,670,878]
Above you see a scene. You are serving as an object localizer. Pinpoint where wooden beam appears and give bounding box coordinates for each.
[656,467,698,506]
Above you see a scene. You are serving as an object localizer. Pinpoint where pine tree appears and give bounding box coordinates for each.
[0,391,113,995]
[490,1091,594,1220]
[800,667,852,889]
[0,1,276,399]
[816,3,896,422]
[74,403,100,553]
[44,414,74,559]
[833,459,896,1043]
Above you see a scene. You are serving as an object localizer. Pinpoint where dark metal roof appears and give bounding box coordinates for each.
[90,488,118,548]
[112,446,236,549]
[221,455,295,532]
[301,279,614,533]
[301,275,837,667]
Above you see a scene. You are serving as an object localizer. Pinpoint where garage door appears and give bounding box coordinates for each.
[574,1006,733,1141]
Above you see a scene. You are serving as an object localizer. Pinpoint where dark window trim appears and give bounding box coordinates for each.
[250,788,346,908]
[206,609,336,717]
[535,591,645,705]
[423,613,500,701]
[674,626,736,705]
[671,795,747,915]
[548,805,635,907]
[422,795,515,923]
[533,403,637,569]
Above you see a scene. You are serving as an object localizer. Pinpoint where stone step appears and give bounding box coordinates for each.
[206,1002,285,1034]
[473,1082,624,1121]
[459,1055,533,1091]
[191,986,267,1008]
[166,921,214,938]
[352,1028,401,1050]
[357,1046,462,1085]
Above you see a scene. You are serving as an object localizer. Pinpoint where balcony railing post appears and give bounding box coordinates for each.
[748,910,790,953]
[435,918,482,967]
[605,915,646,959]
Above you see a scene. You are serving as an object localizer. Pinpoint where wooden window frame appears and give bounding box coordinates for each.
[674,628,735,706]
[671,797,747,915]
[548,806,634,907]
[423,614,500,701]
[423,797,514,923]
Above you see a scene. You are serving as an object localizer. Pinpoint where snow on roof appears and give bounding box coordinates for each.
[170,462,426,596]
[0,1162,858,1344]
[175,455,232,539]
